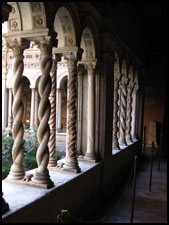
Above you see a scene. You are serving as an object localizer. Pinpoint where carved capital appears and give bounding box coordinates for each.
[84,60,97,76]
[63,48,83,64]
[77,64,85,76]
[54,53,62,63]
[35,35,58,54]
[114,72,121,81]
[6,38,30,56]
[120,76,128,87]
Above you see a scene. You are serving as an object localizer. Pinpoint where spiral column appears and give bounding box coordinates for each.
[112,72,121,150]
[131,83,139,141]
[31,37,56,188]
[62,50,83,173]
[48,53,61,168]
[126,80,134,143]
[84,62,97,161]
[119,76,128,146]
[6,38,30,181]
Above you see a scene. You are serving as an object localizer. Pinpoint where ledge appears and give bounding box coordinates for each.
[112,140,139,155]
[2,161,102,223]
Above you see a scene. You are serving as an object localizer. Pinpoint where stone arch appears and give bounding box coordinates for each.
[80,27,96,61]
[81,16,100,59]
[57,72,68,89]
[7,2,47,32]
[121,58,127,76]
[114,51,120,73]
[128,65,134,81]
[53,7,76,48]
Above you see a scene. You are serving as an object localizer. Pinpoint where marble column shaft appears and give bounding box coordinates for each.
[62,50,82,173]
[6,38,30,180]
[126,81,134,143]
[48,53,61,167]
[30,88,35,130]
[112,72,121,150]
[84,63,96,161]
[32,37,56,187]
[119,76,128,146]
[131,84,139,141]
[56,88,62,132]
[8,88,13,129]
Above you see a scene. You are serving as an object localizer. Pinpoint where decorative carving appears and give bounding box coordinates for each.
[31,2,41,12]
[33,16,44,27]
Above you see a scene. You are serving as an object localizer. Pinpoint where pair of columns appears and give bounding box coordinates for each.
[112,72,139,150]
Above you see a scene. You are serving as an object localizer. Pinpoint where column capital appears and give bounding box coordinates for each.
[77,64,85,76]
[6,38,30,55]
[120,76,128,86]
[53,53,62,63]
[114,72,121,81]
[35,35,58,54]
[63,48,83,65]
[84,60,97,75]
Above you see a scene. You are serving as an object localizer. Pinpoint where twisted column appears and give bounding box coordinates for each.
[62,50,83,173]
[132,84,139,141]
[84,62,97,161]
[8,88,13,129]
[112,72,121,150]
[119,76,128,146]
[32,37,56,187]
[126,81,134,143]
[6,38,30,180]
[48,53,61,168]
[56,88,63,132]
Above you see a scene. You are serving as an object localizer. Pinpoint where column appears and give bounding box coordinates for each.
[30,87,35,130]
[77,64,85,157]
[112,72,121,150]
[48,53,61,168]
[8,88,13,129]
[31,36,56,188]
[6,38,30,181]
[126,80,134,143]
[2,74,8,131]
[56,88,62,132]
[62,49,83,173]
[95,72,100,160]
[131,84,139,141]
[84,62,97,161]
[119,76,128,146]
[34,89,38,126]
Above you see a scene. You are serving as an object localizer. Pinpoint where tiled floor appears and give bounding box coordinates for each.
[84,157,167,223]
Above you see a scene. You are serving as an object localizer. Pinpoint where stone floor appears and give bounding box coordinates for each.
[83,157,167,223]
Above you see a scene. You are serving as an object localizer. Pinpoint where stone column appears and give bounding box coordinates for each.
[8,88,13,129]
[112,72,121,150]
[56,88,62,132]
[77,64,85,157]
[131,84,139,141]
[31,37,56,188]
[84,62,97,161]
[62,50,83,173]
[2,72,8,131]
[126,80,134,144]
[48,53,61,168]
[119,76,128,146]
[6,38,30,181]
[34,89,38,126]
[30,87,35,130]
[95,72,100,160]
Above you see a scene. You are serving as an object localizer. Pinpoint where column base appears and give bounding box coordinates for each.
[31,169,54,188]
[48,158,57,168]
[62,157,81,173]
[7,164,25,181]
[81,152,97,163]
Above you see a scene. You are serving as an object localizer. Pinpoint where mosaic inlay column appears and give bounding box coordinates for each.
[6,38,30,180]
[32,37,56,188]
[112,72,121,150]
[48,53,61,168]
[84,62,97,161]
[62,50,83,173]
[132,83,139,141]
[119,76,128,146]
[30,87,35,130]
[126,80,134,143]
